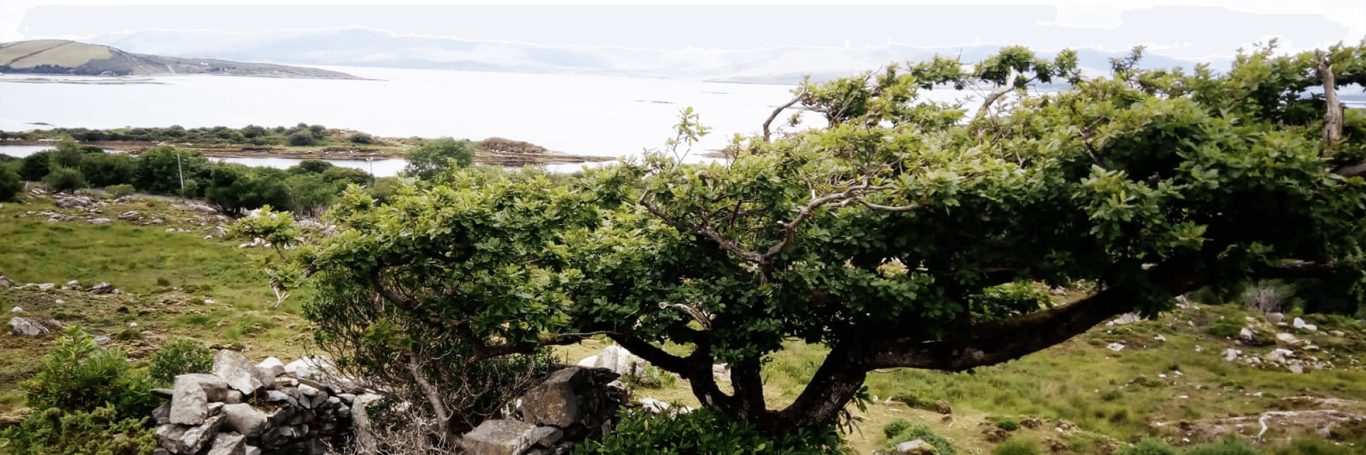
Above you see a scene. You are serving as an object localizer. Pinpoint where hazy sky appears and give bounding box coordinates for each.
[3,0,1363,60]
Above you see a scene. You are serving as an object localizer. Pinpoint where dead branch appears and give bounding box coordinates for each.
[1316,51,1344,149]
[763,88,808,143]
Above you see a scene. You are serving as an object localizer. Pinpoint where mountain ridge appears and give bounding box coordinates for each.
[0,39,362,79]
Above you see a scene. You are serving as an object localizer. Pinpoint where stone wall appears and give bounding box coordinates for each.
[462,365,628,455]
[152,350,377,455]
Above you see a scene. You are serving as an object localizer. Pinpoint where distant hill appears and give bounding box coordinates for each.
[0,39,362,79]
[84,27,1231,83]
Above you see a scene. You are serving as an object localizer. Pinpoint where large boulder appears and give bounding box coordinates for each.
[9,317,63,336]
[593,345,643,376]
[170,374,230,425]
[521,368,586,427]
[212,350,263,395]
[220,403,269,438]
[896,439,939,455]
[284,356,333,379]
[461,419,539,455]
[206,433,246,455]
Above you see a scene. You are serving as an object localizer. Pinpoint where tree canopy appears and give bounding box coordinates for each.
[269,41,1366,438]
[403,138,476,180]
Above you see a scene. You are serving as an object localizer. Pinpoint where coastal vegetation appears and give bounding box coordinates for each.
[1,41,1365,455]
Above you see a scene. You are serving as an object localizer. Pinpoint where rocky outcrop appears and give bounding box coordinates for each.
[9,316,64,335]
[154,353,361,455]
[463,366,627,455]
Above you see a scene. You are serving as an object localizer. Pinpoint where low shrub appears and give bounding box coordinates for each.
[1269,437,1354,455]
[883,418,957,455]
[105,184,136,198]
[1206,320,1243,339]
[149,338,213,385]
[20,325,159,421]
[1184,439,1264,455]
[575,408,844,455]
[0,165,22,202]
[993,437,1041,455]
[350,133,372,144]
[0,405,155,455]
[43,167,87,193]
[1115,437,1178,455]
[995,417,1021,431]
[287,131,316,146]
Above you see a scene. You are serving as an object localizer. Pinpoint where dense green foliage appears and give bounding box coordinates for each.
[882,419,958,455]
[204,164,291,216]
[575,408,844,455]
[42,167,86,193]
[19,151,55,181]
[403,138,475,179]
[1184,439,1263,455]
[134,146,212,196]
[19,326,158,421]
[79,153,137,188]
[148,338,213,385]
[243,41,1366,437]
[0,164,23,202]
[1116,438,1180,455]
[993,438,1042,455]
[0,405,155,455]
[17,123,334,147]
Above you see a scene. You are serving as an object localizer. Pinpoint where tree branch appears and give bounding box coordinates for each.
[973,68,1022,122]
[1316,51,1344,149]
[763,89,808,143]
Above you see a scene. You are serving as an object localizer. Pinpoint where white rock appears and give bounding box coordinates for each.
[576,355,599,368]
[1107,313,1142,326]
[10,307,23,313]
[1155,334,1167,342]
[1289,364,1305,374]
[211,349,263,395]
[1224,348,1241,361]
[1106,342,1125,352]
[54,299,64,304]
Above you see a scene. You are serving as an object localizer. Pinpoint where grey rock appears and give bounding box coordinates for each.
[206,433,245,455]
[461,419,539,455]
[1265,349,1295,363]
[221,403,269,438]
[0,276,12,288]
[521,368,585,427]
[154,424,187,453]
[1224,348,1241,361]
[264,390,290,403]
[225,390,243,404]
[10,317,63,336]
[1267,312,1285,323]
[151,388,174,399]
[350,393,386,449]
[10,306,23,313]
[170,374,229,425]
[212,349,263,395]
[207,402,224,416]
[593,345,643,376]
[336,393,355,405]
[284,356,333,379]
[244,445,261,455]
[1107,313,1141,326]
[179,415,225,454]
[298,383,321,397]
[529,426,564,447]
[896,439,939,455]
[118,211,140,221]
[1289,364,1305,374]
[37,282,54,290]
[252,365,277,391]
[87,218,112,224]
[88,282,114,294]
[153,402,171,425]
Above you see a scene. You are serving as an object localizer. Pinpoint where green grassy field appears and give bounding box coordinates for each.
[3,191,1363,454]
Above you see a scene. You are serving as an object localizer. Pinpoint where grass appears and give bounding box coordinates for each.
[0,194,312,414]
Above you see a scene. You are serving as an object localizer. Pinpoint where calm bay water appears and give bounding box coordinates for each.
[0,66,860,161]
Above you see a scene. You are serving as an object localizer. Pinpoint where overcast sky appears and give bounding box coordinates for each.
[3,0,1363,60]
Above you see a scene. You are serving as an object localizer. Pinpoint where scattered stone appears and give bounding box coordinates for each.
[593,345,644,376]
[118,211,140,220]
[1293,317,1318,332]
[37,283,54,290]
[1155,334,1167,342]
[1328,330,1346,337]
[152,219,164,225]
[87,218,112,224]
[1267,312,1285,323]
[54,299,64,304]
[1289,364,1305,374]
[933,400,953,415]
[1224,348,1241,362]
[212,350,264,395]
[1106,342,1125,352]
[896,439,939,455]
[638,398,670,415]
[10,307,23,313]
[1107,313,1142,326]
[461,419,539,455]
[89,282,114,294]
[9,317,63,336]
[0,276,11,288]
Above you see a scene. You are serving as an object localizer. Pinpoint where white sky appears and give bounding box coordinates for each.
[3,0,1363,58]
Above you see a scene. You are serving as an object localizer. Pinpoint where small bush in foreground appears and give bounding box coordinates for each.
[993,437,1041,455]
[0,405,155,455]
[576,408,844,455]
[1269,437,1354,455]
[43,167,87,193]
[0,165,22,202]
[1115,437,1178,455]
[21,325,158,420]
[105,184,136,198]
[149,338,213,385]
[883,418,957,455]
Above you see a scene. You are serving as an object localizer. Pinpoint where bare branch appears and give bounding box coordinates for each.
[1316,51,1344,149]
[974,68,1022,122]
[763,88,808,143]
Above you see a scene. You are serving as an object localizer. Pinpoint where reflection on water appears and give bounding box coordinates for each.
[217,157,409,178]
[1,145,610,177]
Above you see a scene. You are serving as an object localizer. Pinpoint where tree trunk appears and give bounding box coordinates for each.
[765,343,867,433]
[1317,51,1343,149]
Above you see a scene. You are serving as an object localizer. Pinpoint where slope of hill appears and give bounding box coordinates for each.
[0,39,361,79]
[83,27,1230,83]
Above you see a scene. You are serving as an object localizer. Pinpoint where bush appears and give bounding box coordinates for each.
[134,146,211,195]
[79,152,137,187]
[106,184,136,198]
[43,167,87,192]
[0,165,22,202]
[1115,438,1178,455]
[576,408,843,455]
[1184,439,1264,455]
[996,418,1021,431]
[350,133,372,144]
[993,437,1041,455]
[1269,437,1353,455]
[20,326,159,420]
[19,150,55,181]
[403,138,475,180]
[149,338,213,385]
[0,405,156,455]
[1206,320,1243,339]
[883,418,957,455]
[287,131,316,146]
